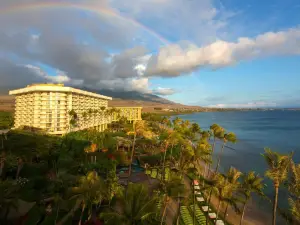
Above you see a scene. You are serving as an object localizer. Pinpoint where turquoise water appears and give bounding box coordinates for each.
[176,111,300,221]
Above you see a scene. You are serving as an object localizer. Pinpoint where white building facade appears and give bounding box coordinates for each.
[9,84,142,135]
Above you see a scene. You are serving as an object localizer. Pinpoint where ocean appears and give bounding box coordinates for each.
[176,110,300,223]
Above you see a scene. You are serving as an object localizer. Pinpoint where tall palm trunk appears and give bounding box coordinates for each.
[203,163,207,186]
[161,196,168,225]
[215,142,225,173]
[57,200,81,225]
[0,154,5,177]
[224,203,229,221]
[1,135,4,149]
[176,197,181,225]
[239,200,248,225]
[162,144,168,181]
[128,133,136,177]
[193,185,196,225]
[206,190,213,225]
[215,198,222,224]
[272,185,279,225]
[16,161,24,179]
[207,137,216,177]
[78,203,85,225]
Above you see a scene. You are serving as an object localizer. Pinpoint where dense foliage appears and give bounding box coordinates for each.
[0,111,13,129]
[0,112,299,225]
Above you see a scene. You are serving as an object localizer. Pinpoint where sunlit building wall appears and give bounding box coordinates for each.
[9,84,142,135]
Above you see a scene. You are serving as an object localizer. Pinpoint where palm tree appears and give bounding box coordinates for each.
[208,124,224,175]
[194,137,212,180]
[172,117,182,130]
[190,123,201,140]
[289,162,300,197]
[211,174,234,223]
[191,123,201,134]
[128,120,153,177]
[288,198,300,222]
[172,143,193,179]
[215,132,237,173]
[87,108,93,126]
[160,179,185,225]
[288,162,300,222]
[262,148,293,225]
[239,171,265,225]
[161,130,182,181]
[0,180,20,223]
[69,110,78,132]
[82,112,88,129]
[57,171,108,225]
[100,183,160,225]
[219,167,242,221]
[161,116,171,128]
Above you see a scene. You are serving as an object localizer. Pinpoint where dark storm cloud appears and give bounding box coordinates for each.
[0,0,147,90]
[0,58,45,88]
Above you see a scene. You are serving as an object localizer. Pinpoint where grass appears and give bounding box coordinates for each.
[0,111,13,129]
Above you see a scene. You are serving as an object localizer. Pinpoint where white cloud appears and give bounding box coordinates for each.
[130,77,150,93]
[208,101,277,108]
[152,87,176,95]
[23,64,84,85]
[146,27,300,76]
[111,0,231,44]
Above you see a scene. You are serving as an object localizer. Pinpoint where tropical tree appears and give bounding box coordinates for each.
[262,148,293,225]
[160,130,183,180]
[208,124,224,174]
[190,123,201,140]
[172,117,182,130]
[82,112,88,129]
[171,139,194,180]
[100,183,160,225]
[239,171,265,225]
[194,137,212,179]
[161,116,171,128]
[57,171,108,225]
[0,180,20,223]
[289,162,300,198]
[191,123,201,134]
[69,110,78,132]
[288,162,300,222]
[288,198,300,223]
[160,178,185,225]
[128,120,153,176]
[215,132,237,173]
[208,172,240,224]
[222,167,242,220]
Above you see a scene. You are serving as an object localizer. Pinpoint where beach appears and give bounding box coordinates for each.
[175,110,300,224]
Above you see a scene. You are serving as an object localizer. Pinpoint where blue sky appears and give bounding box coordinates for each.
[1,0,300,107]
[135,0,300,107]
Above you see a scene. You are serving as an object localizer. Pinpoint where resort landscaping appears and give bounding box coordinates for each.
[0,112,299,225]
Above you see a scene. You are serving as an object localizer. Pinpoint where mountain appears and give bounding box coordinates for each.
[82,87,175,105]
[0,85,175,105]
[1,85,196,112]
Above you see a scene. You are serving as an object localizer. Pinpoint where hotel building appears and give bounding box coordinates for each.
[9,84,142,135]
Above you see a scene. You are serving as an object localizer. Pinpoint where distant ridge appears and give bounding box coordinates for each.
[0,85,175,105]
[81,87,176,105]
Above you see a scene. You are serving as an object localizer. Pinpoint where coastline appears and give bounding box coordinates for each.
[175,111,299,225]
[195,160,271,225]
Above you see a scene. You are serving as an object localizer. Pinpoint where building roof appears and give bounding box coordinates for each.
[9,84,112,100]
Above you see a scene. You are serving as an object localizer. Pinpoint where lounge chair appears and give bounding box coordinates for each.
[208,213,216,219]
[215,220,225,225]
[196,197,205,202]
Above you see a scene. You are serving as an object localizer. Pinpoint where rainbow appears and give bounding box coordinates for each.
[0,2,170,45]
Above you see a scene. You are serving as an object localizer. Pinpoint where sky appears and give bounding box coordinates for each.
[0,0,300,108]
